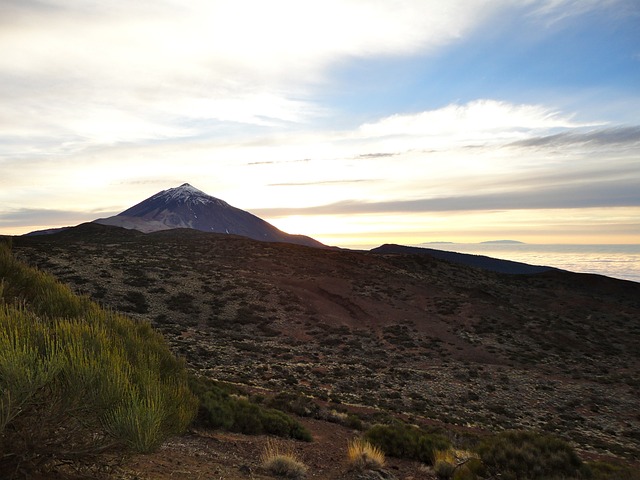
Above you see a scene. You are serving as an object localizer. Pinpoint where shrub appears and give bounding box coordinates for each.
[0,241,93,318]
[190,376,312,441]
[433,449,482,480]
[364,421,450,464]
[0,243,197,477]
[586,460,640,480]
[453,458,487,480]
[347,438,385,470]
[434,449,457,479]
[265,391,321,418]
[478,430,583,480]
[261,439,307,479]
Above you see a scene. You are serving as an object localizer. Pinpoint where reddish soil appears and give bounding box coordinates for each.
[46,417,435,480]
[123,419,434,480]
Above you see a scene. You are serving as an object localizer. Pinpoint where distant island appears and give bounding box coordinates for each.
[421,240,525,245]
[480,240,525,244]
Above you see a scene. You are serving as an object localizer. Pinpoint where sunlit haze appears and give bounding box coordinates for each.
[1,1,639,247]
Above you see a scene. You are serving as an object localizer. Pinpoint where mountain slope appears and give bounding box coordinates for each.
[93,183,324,248]
[11,225,640,462]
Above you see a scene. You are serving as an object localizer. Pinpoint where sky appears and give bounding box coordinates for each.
[1,0,639,248]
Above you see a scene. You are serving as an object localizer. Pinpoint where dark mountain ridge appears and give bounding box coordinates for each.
[372,244,556,275]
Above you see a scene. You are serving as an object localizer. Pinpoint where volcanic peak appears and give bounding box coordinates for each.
[92,183,325,248]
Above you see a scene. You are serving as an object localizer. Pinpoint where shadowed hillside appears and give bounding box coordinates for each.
[371,244,557,274]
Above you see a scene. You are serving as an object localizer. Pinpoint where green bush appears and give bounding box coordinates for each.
[265,391,321,418]
[453,458,487,480]
[190,376,312,441]
[478,430,584,480]
[0,241,92,318]
[0,243,197,477]
[364,421,450,465]
[586,460,640,480]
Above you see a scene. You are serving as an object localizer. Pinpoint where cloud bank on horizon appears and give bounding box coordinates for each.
[1,0,639,245]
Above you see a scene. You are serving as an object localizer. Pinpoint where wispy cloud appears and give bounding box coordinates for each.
[254,178,640,217]
[508,126,640,148]
[247,159,311,166]
[357,153,398,159]
[525,0,635,28]
[269,179,376,187]
[358,100,593,140]
[0,208,116,228]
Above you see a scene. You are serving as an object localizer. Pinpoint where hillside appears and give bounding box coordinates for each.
[10,225,640,476]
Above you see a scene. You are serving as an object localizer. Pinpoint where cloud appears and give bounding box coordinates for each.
[247,159,311,166]
[0,0,515,149]
[0,1,623,156]
[253,178,640,217]
[0,208,115,228]
[269,179,376,187]
[528,0,634,25]
[1,1,637,241]
[508,126,640,148]
[356,100,596,144]
[357,153,398,159]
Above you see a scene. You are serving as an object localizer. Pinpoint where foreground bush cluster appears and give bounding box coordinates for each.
[478,430,585,480]
[189,376,312,441]
[360,420,638,480]
[364,421,450,465]
[0,242,198,476]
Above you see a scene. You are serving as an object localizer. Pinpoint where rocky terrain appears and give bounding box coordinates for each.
[10,223,640,476]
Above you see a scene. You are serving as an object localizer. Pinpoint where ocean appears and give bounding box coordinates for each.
[420,243,640,283]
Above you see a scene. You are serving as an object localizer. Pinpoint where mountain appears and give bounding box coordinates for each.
[93,183,324,248]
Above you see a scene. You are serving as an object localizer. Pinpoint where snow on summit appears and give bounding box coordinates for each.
[153,183,229,207]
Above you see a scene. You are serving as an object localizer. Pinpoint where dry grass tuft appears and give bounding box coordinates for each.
[261,439,308,479]
[347,438,386,470]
